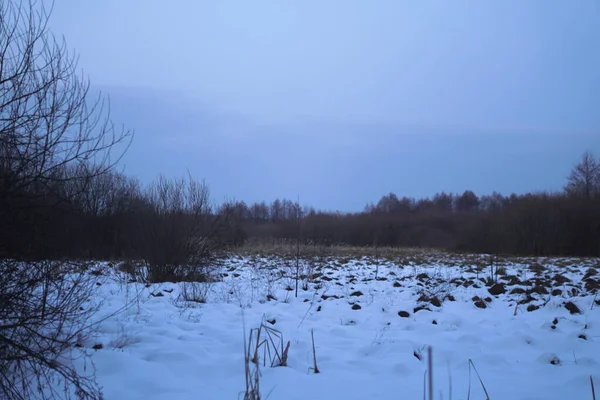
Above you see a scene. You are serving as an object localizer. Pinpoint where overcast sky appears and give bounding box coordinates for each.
[49,1,600,211]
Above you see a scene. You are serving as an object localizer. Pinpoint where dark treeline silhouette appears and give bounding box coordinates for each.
[217,151,600,257]
[3,144,599,260]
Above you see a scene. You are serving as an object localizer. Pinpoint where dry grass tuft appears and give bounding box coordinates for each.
[467,359,491,400]
[237,237,443,260]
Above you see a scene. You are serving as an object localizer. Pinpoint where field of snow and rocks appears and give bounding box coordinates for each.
[80,251,600,400]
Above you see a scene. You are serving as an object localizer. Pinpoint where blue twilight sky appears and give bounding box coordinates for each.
[48,1,600,211]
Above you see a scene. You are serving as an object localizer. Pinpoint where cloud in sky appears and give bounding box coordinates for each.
[48,1,600,210]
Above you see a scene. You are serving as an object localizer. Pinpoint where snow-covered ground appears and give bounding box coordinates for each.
[85,254,600,400]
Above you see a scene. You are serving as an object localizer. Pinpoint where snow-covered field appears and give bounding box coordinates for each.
[85,253,600,400]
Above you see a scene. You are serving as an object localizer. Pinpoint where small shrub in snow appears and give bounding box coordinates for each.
[179,281,212,303]
[108,323,141,350]
[247,318,290,368]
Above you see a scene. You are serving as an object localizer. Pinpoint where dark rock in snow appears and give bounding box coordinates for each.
[564,301,581,315]
[488,283,506,296]
[585,279,600,293]
[527,285,549,295]
[414,305,431,313]
[473,297,487,309]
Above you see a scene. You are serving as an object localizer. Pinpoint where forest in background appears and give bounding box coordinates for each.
[2,148,599,261]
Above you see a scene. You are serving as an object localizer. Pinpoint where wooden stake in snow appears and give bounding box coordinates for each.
[295,194,300,298]
[428,347,433,400]
[311,329,320,374]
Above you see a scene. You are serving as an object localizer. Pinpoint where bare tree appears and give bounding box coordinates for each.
[565,151,600,200]
[0,1,132,398]
[0,0,132,201]
[432,192,454,213]
[455,190,480,212]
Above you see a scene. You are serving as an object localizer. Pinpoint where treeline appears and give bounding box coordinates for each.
[2,147,599,260]
[241,189,599,257]
[216,152,600,257]
[0,168,222,264]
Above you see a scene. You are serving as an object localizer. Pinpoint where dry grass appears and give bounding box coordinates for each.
[237,237,444,260]
[242,316,292,399]
[250,321,289,368]
[243,320,261,400]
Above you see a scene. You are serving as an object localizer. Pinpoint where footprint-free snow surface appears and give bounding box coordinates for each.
[85,254,600,400]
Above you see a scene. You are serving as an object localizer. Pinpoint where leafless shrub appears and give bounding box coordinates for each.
[138,174,224,283]
[179,281,212,304]
[107,321,140,351]
[0,260,116,399]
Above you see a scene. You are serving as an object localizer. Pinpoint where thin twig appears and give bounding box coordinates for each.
[311,329,320,374]
[468,359,490,400]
